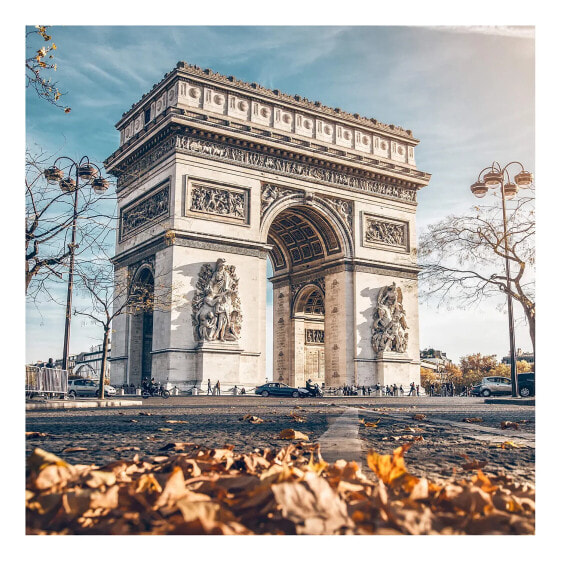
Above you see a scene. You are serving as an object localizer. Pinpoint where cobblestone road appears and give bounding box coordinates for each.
[26,396,535,483]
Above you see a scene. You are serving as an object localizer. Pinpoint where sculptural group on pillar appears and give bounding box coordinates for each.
[192,258,242,342]
[371,282,409,354]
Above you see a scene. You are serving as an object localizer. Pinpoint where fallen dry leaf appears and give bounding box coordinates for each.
[159,428,173,432]
[114,446,140,452]
[278,428,309,441]
[25,442,534,536]
[501,421,520,430]
[240,415,264,424]
[463,418,484,423]
[497,441,524,449]
[412,414,426,421]
[26,432,50,439]
[360,418,381,428]
[166,420,189,424]
[460,455,489,471]
[61,447,88,453]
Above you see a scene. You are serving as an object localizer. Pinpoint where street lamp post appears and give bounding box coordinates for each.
[44,157,109,371]
[470,161,533,397]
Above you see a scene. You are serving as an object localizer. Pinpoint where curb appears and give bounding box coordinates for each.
[26,399,144,410]
[484,398,535,406]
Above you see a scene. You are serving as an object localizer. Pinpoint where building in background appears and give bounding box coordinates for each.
[72,342,112,379]
[420,348,452,372]
[502,348,534,366]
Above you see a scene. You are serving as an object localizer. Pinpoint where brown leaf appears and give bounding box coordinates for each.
[154,466,187,508]
[62,447,88,453]
[114,446,140,452]
[460,455,488,471]
[26,432,50,439]
[501,421,520,430]
[462,417,483,423]
[240,415,264,424]
[278,428,309,441]
[412,414,426,421]
[271,471,355,534]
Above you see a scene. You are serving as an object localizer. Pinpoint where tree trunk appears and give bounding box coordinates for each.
[99,327,110,400]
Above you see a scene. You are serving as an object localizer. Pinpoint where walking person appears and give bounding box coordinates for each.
[216,380,221,396]
[207,379,212,395]
[416,384,420,396]
[399,384,404,396]
[408,382,415,396]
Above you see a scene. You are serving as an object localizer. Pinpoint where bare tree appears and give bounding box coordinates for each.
[26,26,71,112]
[25,149,116,299]
[73,256,178,399]
[418,190,535,353]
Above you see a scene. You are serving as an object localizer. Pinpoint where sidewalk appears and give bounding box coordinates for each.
[26,398,143,410]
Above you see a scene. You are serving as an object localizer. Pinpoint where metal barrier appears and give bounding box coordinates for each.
[26,366,68,396]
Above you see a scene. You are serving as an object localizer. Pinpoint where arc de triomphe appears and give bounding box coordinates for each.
[104,62,431,392]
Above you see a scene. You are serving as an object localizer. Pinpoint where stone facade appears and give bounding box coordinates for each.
[105,63,430,391]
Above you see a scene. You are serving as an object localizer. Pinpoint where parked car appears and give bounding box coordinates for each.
[255,382,306,398]
[472,373,535,397]
[517,372,535,397]
[474,376,512,397]
[68,379,116,398]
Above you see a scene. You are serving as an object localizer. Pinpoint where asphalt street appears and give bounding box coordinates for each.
[25,396,535,483]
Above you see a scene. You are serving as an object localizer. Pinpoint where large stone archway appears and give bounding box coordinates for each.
[105,62,430,391]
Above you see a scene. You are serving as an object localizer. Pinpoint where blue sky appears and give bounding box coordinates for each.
[25,25,535,365]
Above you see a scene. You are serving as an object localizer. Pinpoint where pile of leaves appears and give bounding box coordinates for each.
[26,442,534,535]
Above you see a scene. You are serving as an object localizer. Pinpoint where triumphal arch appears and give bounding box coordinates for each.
[104,62,431,392]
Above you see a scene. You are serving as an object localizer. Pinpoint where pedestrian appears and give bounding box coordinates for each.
[367,386,371,396]
[429,383,434,397]
[399,384,404,396]
[207,378,212,395]
[216,380,221,396]
[408,382,415,396]
[416,384,420,396]
[233,385,238,396]
[241,387,246,395]
[393,383,398,396]
[385,385,391,396]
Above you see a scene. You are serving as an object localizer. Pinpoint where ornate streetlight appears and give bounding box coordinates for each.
[470,161,533,397]
[44,156,109,371]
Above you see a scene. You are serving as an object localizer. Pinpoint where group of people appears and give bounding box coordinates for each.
[206,379,246,396]
[336,383,420,396]
[427,382,473,397]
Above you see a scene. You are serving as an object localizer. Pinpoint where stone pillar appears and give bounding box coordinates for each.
[324,269,355,387]
[272,284,291,383]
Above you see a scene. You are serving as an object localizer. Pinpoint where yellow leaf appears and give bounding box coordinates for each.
[367,444,411,485]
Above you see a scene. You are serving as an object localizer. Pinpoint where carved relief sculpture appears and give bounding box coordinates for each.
[372,282,409,354]
[121,183,170,238]
[305,329,325,344]
[364,216,407,248]
[192,259,242,342]
[190,184,247,221]
[261,183,300,218]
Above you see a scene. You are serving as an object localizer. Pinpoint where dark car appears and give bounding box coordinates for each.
[517,372,535,397]
[255,382,305,398]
